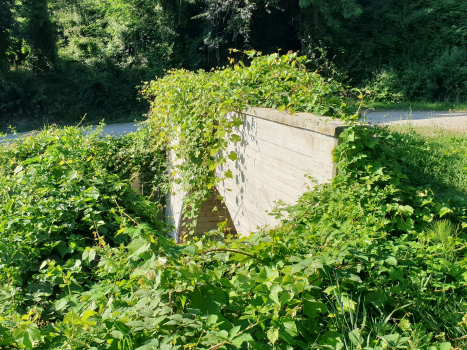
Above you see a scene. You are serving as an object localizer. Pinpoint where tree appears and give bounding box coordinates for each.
[0,0,15,70]
[21,0,57,71]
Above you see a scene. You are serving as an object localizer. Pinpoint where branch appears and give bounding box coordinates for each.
[203,248,262,262]
[113,198,139,226]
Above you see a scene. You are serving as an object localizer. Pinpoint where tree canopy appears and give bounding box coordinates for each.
[1,0,467,130]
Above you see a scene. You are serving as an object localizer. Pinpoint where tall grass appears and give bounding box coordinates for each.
[388,124,467,196]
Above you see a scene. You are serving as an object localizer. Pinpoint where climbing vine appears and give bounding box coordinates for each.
[141,51,357,234]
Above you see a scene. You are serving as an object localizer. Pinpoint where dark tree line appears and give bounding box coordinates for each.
[1,0,467,130]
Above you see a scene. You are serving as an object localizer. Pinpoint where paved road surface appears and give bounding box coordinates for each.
[1,122,141,140]
[2,111,467,141]
[362,110,467,131]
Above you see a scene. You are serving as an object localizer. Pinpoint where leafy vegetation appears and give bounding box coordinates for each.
[141,51,355,233]
[2,0,467,131]
[1,52,467,349]
[387,124,467,195]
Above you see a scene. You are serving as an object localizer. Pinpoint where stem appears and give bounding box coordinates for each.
[113,198,139,226]
[203,248,262,262]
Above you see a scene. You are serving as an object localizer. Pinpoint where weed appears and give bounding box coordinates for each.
[1,54,467,349]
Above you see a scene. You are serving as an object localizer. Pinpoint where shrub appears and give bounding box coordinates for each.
[1,53,467,349]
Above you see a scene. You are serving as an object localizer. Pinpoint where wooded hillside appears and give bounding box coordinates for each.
[1,0,467,130]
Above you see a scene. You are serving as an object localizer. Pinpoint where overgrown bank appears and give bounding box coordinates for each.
[2,121,467,349]
[1,53,467,349]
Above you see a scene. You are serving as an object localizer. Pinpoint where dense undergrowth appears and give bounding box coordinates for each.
[0,64,151,133]
[1,53,467,349]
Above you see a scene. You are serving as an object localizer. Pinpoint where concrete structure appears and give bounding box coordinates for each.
[166,107,347,241]
[3,110,466,141]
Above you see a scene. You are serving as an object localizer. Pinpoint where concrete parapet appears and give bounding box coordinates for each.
[166,107,347,241]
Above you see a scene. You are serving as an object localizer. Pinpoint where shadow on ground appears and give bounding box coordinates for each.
[385,125,467,197]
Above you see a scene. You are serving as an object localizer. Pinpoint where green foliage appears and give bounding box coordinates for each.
[0,0,15,71]
[49,0,176,69]
[335,0,467,103]
[387,124,467,196]
[5,0,467,130]
[142,51,355,234]
[20,0,57,71]
[0,0,208,130]
[3,121,467,349]
[0,124,167,335]
[2,52,467,350]
[0,64,151,132]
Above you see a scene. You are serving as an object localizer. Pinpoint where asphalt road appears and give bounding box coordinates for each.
[361,110,467,131]
[1,122,141,140]
[2,110,467,141]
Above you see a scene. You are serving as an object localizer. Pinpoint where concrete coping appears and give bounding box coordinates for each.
[243,107,348,137]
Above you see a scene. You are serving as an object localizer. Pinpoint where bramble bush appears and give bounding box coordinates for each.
[1,53,467,349]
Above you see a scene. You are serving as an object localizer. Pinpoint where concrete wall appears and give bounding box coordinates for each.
[166,107,347,241]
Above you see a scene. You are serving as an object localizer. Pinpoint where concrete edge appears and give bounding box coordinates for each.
[244,107,348,137]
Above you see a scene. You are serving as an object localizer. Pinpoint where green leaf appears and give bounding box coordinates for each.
[348,329,362,346]
[292,281,305,294]
[217,330,229,340]
[232,118,243,127]
[266,328,279,344]
[230,134,242,143]
[227,151,238,161]
[439,207,452,218]
[281,319,297,337]
[181,263,203,279]
[82,310,97,322]
[84,187,100,200]
[228,326,241,340]
[55,298,68,311]
[437,342,452,350]
[13,322,41,350]
[181,245,196,255]
[55,241,69,258]
[206,315,218,326]
[135,339,160,350]
[110,330,123,339]
[381,333,400,345]
[88,248,96,262]
[269,284,283,305]
[303,300,328,318]
[290,258,313,274]
[255,266,278,283]
[364,137,378,149]
[385,257,397,266]
[231,333,253,347]
[127,238,149,255]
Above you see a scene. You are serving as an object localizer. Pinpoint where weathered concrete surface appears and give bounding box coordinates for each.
[362,110,467,131]
[167,107,347,240]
